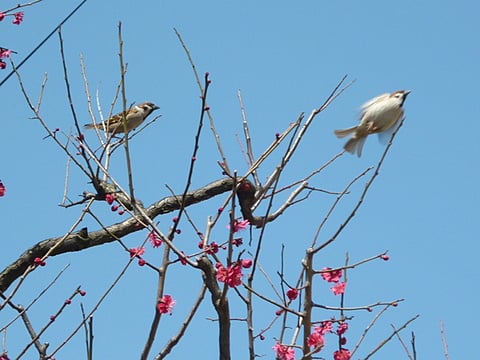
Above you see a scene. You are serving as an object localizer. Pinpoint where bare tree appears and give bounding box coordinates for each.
[0,6,418,360]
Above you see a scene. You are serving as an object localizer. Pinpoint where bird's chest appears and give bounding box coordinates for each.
[363,102,402,132]
[126,111,145,128]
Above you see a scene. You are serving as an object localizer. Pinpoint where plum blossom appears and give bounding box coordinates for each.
[273,342,295,360]
[333,348,351,360]
[286,288,299,301]
[0,181,5,197]
[148,231,162,248]
[241,259,252,268]
[306,331,324,349]
[216,262,243,287]
[336,322,349,335]
[129,247,145,258]
[12,12,24,25]
[157,294,175,314]
[229,218,249,232]
[320,267,342,283]
[315,321,333,335]
[330,282,347,295]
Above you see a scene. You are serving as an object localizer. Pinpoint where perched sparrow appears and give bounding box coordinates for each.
[334,90,410,157]
[84,102,160,134]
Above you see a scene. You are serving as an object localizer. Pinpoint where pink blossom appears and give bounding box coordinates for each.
[12,12,24,25]
[0,352,10,360]
[273,342,295,360]
[320,267,342,283]
[0,49,11,58]
[179,252,188,265]
[216,263,243,287]
[0,60,6,69]
[0,181,5,197]
[333,348,351,360]
[0,12,5,21]
[241,259,253,268]
[231,237,243,246]
[336,322,349,335]
[315,321,333,335]
[330,282,346,295]
[157,294,175,314]
[286,288,299,301]
[129,247,145,258]
[148,231,162,248]
[105,193,115,204]
[33,257,46,266]
[306,331,324,348]
[204,241,219,254]
[229,219,250,232]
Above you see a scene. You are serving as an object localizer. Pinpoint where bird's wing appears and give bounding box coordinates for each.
[359,93,390,119]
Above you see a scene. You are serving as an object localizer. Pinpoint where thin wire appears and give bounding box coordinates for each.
[0,0,88,87]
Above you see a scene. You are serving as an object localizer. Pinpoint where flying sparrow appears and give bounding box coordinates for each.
[84,102,160,134]
[334,90,410,157]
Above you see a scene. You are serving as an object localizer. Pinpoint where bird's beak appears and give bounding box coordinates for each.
[404,90,411,97]
[153,105,160,110]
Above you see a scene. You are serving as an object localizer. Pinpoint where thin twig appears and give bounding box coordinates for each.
[363,315,420,360]
[391,324,413,360]
[440,321,450,360]
[174,28,231,175]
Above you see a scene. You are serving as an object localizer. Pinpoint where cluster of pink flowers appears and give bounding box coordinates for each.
[148,231,162,248]
[0,47,10,70]
[305,320,350,359]
[104,193,125,215]
[12,11,24,24]
[273,342,295,360]
[216,260,251,287]
[0,11,24,24]
[321,267,346,296]
[306,321,331,350]
[157,294,175,315]
[333,348,351,360]
[199,240,220,254]
[0,11,24,69]
[216,262,242,287]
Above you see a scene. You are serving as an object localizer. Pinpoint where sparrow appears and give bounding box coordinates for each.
[334,90,410,157]
[84,102,160,134]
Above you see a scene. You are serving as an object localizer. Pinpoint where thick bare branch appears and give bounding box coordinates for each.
[0,178,233,293]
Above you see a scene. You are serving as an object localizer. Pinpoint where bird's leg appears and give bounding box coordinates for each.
[366,121,378,133]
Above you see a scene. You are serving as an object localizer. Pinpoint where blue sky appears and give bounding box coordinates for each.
[1,0,479,359]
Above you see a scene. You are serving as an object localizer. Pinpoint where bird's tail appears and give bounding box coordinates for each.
[334,126,357,138]
[344,136,367,157]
